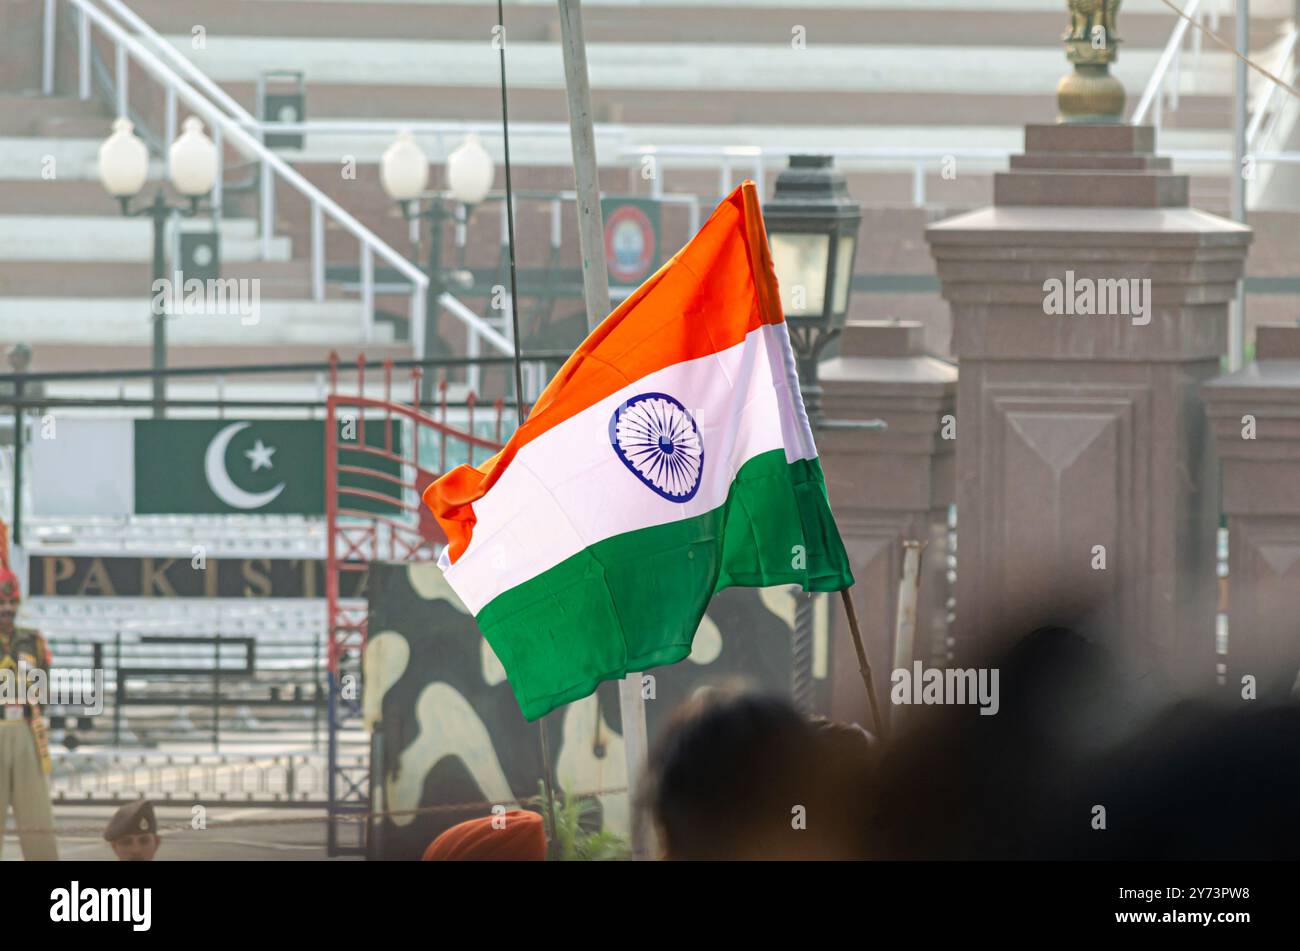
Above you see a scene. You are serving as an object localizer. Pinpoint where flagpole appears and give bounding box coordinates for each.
[839,586,887,741]
[495,0,560,855]
[557,0,652,861]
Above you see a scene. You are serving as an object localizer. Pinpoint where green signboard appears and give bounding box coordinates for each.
[134,419,402,516]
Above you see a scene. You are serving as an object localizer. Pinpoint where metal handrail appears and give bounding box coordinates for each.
[88,0,273,262]
[93,0,257,128]
[618,142,1300,208]
[55,0,539,364]
[67,0,424,302]
[1132,0,1203,127]
[624,143,1013,206]
[72,6,162,155]
[42,0,56,95]
[1246,26,1300,148]
[54,0,440,357]
[250,118,628,140]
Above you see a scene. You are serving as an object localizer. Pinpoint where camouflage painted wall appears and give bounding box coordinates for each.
[364,561,833,860]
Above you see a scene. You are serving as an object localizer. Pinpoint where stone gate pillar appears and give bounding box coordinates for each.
[818,320,956,725]
[1205,325,1300,700]
[926,124,1251,693]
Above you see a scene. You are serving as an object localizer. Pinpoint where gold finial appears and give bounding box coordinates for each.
[1058,0,1125,123]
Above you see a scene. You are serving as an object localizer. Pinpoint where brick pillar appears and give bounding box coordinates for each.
[1205,325,1300,700]
[818,320,957,725]
[926,124,1251,694]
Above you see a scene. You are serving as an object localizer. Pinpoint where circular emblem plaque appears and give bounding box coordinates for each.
[604,204,656,284]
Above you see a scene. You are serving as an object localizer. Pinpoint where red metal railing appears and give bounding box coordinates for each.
[324,352,506,673]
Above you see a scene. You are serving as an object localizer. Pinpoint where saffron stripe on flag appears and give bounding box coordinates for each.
[427,186,785,564]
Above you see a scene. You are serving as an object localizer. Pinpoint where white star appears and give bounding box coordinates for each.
[245,439,276,472]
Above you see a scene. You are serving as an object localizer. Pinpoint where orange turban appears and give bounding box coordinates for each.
[421,809,546,861]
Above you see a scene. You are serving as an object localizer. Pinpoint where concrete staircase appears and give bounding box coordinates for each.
[0,87,399,375]
[10,0,1298,369]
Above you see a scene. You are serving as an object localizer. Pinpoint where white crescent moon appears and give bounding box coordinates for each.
[204,422,286,510]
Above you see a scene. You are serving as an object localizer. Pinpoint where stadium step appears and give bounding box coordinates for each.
[0,215,293,262]
[0,260,323,299]
[0,136,163,181]
[167,36,1234,99]
[20,342,412,377]
[118,0,1290,48]
[0,297,392,346]
[0,93,112,137]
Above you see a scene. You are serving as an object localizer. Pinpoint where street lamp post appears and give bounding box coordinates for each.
[98,116,218,418]
[6,343,32,548]
[766,155,863,428]
[766,155,867,715]
[380,131,495,402]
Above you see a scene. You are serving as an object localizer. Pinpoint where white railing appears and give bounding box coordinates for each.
[88,0,256,229]
[1246,25,1300,149]
[48,0,441,357]
[249,118,626,150]
[40,0,1300,277]
[620,142,1300,207]
[1246,23,1300,205]
[93,0,254,126]
[624,145,1022,207]
[42,0,57,95]
[1132,0,1206,130]
[47,0,630,365]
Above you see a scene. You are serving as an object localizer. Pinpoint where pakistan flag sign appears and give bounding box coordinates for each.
[139,420,309,514]
[30,418,401,517]
[137,420,402,514]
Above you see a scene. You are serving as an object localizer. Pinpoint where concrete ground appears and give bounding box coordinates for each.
[3,804,361,861]
[4,733,371,861]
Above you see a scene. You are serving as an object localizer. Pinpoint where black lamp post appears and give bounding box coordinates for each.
[765,155,862,427]
[6,343,31,547]
[401,198,458,400]
[766,155,870,715]
[99,117,218,419]
[116,191,209,419]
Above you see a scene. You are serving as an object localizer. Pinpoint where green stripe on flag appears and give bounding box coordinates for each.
[476,448,853,720]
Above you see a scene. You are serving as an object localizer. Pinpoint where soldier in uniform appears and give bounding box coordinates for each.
[104,799,161,861]
[0,521,58,860]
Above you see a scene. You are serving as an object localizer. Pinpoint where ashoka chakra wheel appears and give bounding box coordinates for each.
[608,392,705,503]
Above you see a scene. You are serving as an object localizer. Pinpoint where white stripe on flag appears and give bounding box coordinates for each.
[445,324,810,615]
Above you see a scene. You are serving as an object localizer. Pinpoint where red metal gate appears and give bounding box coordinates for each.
[322,352,506,855]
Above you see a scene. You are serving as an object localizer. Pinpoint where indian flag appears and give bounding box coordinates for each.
[424,182,854,721]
